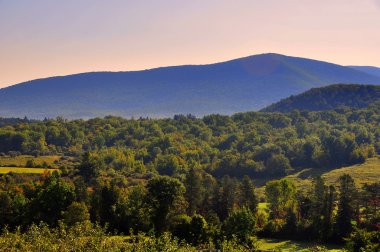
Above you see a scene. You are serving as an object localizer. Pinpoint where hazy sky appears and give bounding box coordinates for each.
[1,0,380,87]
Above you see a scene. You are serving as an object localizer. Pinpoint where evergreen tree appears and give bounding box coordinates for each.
[78,152,99,181]
[310,177,335,241]
[336,174,357,239]
[239,175,258,213]
[185,166,204,216]
[214,176,239,221]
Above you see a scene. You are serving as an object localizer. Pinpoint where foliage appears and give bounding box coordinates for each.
[0,105,380,249]
[345,228,380,252]
[265,179,297,218]
[223,207,257,244]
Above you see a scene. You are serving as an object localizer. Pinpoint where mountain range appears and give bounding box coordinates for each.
[1,53,380,119]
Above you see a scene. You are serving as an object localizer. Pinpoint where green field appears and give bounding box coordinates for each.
[257,238,343,252]
[0,167,58,174]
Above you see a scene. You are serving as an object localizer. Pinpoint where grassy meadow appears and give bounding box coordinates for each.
[256,157,380,197]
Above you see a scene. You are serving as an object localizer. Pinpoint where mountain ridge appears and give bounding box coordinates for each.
[1,53,380,119]
[5,53,379,88]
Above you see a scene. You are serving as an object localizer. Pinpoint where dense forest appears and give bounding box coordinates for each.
[0,104,380,251]
[263,84,380,112]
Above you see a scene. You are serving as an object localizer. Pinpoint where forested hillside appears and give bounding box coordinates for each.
[0,104,379,250]
[263,84,380,112]
[1,107,380,177]
[1,53,380,119]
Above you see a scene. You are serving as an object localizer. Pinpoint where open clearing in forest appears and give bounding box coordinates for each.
[0,167,58,174]
[256,157,380,196]
[288,157,380,191]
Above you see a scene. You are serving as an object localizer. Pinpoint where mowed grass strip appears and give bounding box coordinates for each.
[0,167,58,174]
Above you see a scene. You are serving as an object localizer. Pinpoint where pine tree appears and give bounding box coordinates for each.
[185,166,204,216]
[336,174,357,239]
[310,176,327,240]
[240,175,258,213]
[310,177,335,241]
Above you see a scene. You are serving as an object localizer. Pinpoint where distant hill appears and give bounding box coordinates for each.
[349,66,380,78]
[262,84,380,112]
[1,53,380,119]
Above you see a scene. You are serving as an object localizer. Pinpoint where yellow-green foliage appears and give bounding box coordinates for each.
[0,167,58,174]
[257,202,269,211]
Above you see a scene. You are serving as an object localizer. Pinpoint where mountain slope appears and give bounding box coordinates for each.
[349,66,380,78]
[262,84,380,112]
[1,53,380,119]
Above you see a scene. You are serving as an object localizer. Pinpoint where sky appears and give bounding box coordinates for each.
[1,0,380,88]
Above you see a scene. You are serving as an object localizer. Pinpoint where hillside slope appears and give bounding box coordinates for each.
[262,84,380,112]
[349,66,380,78]
[1,53,380,119]
[287,157,380,191]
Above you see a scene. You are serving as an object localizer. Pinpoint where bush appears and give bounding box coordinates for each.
[25,159,36,168]
[345,228,380,252]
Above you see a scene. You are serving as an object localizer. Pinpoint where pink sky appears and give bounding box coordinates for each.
[1,0,379,87]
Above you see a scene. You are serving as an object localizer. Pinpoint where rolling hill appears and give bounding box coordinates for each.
[349,66,380,78]
[262,84,380,112]
[1,53,380,119]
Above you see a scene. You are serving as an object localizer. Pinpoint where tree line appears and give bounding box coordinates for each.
[1,106,380,178]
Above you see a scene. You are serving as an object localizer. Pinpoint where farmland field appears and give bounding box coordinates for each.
[0,167,58,174]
